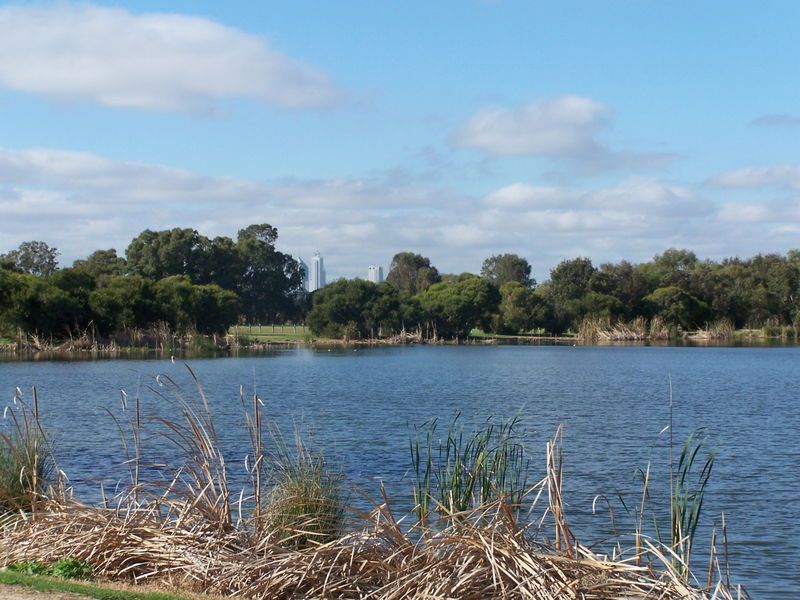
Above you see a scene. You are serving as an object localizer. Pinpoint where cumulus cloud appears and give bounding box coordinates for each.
[709,165,800,191]
[2,146,798,280]
[0,3,341,112]
[453,96,611,157]
[750,114,800,128]
[451,96,675,172]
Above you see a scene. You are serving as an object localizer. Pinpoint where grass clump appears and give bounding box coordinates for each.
[0,387,56,514]
[261,431,344,548]
[411,414,528,522]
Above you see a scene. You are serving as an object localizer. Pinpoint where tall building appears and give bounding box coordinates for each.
[367,265,384,283]
[309,252,326,292]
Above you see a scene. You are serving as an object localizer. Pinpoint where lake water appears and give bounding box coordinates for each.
[1,345,797,597]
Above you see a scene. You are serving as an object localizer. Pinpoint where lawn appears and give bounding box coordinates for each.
[0,570,198,600]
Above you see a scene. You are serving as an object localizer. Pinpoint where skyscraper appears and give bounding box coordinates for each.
[309,252,326,292]
[367,265,383,283]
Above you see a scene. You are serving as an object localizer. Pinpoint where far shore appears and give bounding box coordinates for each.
[0,327,797,359]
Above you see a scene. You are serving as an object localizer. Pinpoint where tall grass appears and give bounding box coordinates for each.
[669,431,715,577]
[260,428,344,548]
[0,387,56,515]
[410,414,528,523]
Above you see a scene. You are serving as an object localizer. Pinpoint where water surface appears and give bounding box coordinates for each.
[1,346,797,597]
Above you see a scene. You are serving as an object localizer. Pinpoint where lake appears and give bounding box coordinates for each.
[1,345,797,597]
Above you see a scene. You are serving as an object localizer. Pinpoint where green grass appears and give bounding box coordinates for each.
[230,325,310,342]
[0,570,195,600]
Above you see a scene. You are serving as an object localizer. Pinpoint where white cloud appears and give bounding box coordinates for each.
[451,96,675,172]
[453,96,610,157]
[709,165,800,191]
[0,3,341,112]
[2,146,799,281]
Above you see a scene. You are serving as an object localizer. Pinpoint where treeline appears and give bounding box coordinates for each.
[0,225,304,340]
[307,249,800,340]
[3,230,800,343]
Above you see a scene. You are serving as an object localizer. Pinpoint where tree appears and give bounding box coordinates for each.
[546,257,596,330]
[235,225,304,323]
[125,228,209,281]
[73,249,127,286]
[497,281,534,333]
[89,276,159,335]
[644,286,709,330]
[153,275,239,334]
[1,241,59,276]
[306,279,381,339]
[386,252,441,295]
[481,254,535,289]
[416,276,500,339]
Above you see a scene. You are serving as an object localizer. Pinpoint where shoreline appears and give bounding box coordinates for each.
[1,330,798,360]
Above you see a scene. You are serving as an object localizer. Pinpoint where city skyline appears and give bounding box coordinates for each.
[1,2,799,282]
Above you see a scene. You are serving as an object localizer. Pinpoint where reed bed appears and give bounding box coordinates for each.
[578,316,672,342]
[0,372,747,600]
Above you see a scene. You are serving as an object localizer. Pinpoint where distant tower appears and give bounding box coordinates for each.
[309,252,326,292]
[367,265,384,283]
[298,258,309,292]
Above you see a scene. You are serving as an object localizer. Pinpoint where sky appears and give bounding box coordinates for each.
[0,0,799,281]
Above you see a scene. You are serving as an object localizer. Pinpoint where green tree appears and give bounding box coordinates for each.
[481,254,535,289]
[546,257,596,330]
[125,228,209,281]
[72,249,127,286]
[89,276,159,335]
[235,224,304,323]
[1,241,59,276]
[416,276,500,339]
[306,279,381,339]
[644,286,710,330]
[497,281,534,333]
[386,252,441,295]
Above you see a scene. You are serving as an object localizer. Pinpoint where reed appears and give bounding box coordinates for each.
[578,316,673,341]
[410,414,528,523]
[0,387,56,515]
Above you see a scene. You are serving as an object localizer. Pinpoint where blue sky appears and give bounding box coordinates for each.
[1,1,798,280]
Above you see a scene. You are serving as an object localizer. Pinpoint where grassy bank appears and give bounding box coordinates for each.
[0,376,748,600]
[0,570,200,600]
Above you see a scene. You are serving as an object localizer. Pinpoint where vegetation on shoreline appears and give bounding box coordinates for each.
[3,229,800,347]
[0,372,747,599]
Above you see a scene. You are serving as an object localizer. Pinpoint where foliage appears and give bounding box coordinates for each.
[481,253,535,289]
[72,249,127,285]
[306,279,400,339]
[0,241,59,276]
[386,251,441,295]
[50,557,95,580]
[410,415,528,523]
[416,276,500,339]
[7,561,49,575]
[496,281,535,333]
